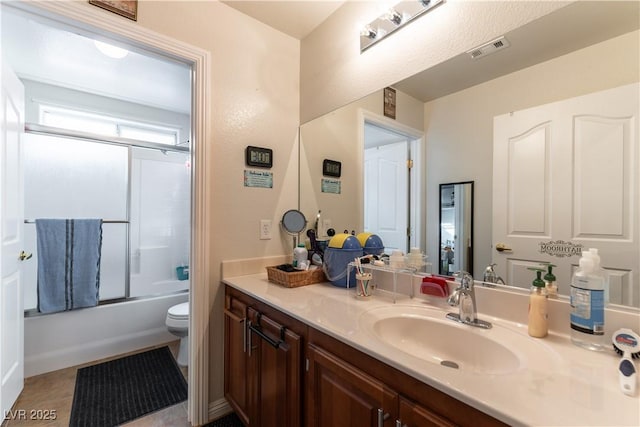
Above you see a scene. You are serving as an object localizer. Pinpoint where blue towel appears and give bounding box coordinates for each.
[36,219,103,314]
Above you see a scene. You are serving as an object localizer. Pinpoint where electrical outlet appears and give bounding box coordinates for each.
[322,219,332,233]
[260,220,272,240]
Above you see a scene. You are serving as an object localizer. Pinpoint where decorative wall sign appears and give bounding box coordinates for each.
[538,240,583,258]
[244,170,273,188]
[383,87,396,119]
[89,0,137,21]
[323,159,342,178]
[321,178,341,194]
[245,146,273,168]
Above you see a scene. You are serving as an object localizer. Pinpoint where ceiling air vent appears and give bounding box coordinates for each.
[467,36,510,60]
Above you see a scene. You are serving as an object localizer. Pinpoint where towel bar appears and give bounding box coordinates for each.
[24,219,129,224]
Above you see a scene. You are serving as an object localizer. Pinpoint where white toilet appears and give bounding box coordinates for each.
[166,302,189,367]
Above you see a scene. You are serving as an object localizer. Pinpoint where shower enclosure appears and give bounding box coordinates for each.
[22,132,190,312]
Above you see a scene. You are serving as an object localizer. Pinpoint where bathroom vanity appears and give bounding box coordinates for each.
[224,283,502,427]
[223,273,640,427]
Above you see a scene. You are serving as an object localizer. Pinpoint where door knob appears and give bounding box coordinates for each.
[19,250,32,261]
[495,243,512,252]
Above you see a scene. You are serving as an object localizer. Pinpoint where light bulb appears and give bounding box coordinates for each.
[94,40,129,59]
[385,8,403,25]
[360,25,378,39]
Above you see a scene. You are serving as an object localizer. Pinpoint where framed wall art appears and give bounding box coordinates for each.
[383,87,396,119]
[89,0,138,21]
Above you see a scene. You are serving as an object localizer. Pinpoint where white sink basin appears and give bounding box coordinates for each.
[359,305,559,375]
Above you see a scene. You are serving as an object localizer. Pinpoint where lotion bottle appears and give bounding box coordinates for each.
[528,268,548,338]
[293,243,308,270]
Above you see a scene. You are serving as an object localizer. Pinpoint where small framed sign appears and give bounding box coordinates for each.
[323,159,342,178]
[245,146,273,168]
[89,0,138,21]
[383,87,396,119]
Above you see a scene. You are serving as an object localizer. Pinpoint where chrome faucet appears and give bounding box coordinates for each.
[483,263,505,285]
[446,271,492,329]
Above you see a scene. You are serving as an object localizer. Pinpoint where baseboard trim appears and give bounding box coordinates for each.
[207,397,233,423]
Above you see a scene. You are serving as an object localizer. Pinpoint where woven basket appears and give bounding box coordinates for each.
[266,266,326,288]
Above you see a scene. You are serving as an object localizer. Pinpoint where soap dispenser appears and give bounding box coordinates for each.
[542,263,558,298]
[528,268,548,338]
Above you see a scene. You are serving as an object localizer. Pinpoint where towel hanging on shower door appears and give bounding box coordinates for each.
[35,219,103,314]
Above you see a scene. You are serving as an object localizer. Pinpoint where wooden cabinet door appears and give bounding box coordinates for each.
[398,396,456,427]
[307,344,398,427]
[248,307,302,427]
[224,295,251,425]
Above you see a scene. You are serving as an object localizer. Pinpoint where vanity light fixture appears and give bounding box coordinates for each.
[360,0,444,52]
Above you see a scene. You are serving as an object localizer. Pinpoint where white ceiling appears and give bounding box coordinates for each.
[1,7,192,114]
[394,0,640,103]
[2,1,638,118]
[221,0,346,39]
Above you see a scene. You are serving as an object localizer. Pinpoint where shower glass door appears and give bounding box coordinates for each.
[129,147,190,297]
[22,133,128,310]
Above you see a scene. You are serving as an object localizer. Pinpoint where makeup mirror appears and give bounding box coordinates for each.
[281,209,307,247]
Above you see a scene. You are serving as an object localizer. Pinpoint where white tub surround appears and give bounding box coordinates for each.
[223,273,640,427]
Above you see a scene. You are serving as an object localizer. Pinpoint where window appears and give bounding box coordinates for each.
[39,105,180,146]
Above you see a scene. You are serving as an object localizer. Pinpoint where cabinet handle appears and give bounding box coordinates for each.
[248,320,253,357]
[242,318,247,353]
[377,409,390,427]
[395,421,407,427]
[249,321,283,349]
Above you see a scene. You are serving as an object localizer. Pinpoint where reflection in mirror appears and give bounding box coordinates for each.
[299,90,424,253]
[439,182,473,276]
[299,1,639,308]
[364,120,422,253]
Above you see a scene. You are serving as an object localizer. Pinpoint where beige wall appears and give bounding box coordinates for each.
[136,1,301,406]
[300,89,423,238]
[424,30,640,278]
[28,0,638,417]
[300,0,569,122]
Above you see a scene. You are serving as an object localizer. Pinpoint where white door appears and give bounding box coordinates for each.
[493,83,639,307]
[1,64,25,416]
[364,140,408,252]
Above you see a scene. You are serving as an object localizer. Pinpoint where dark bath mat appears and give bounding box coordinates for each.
[205,412,244,427]
[69,346,187,427]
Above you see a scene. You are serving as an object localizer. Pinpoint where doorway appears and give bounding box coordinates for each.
[361,114,423,254]
[0,2,210,423]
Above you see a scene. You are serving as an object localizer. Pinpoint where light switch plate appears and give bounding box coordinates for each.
[260,219,272,240]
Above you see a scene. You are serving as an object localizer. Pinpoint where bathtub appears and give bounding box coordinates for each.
[129,277,190,298]
[24,292,188,377]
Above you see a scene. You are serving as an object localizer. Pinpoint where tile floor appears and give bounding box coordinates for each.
[2,341,188,427]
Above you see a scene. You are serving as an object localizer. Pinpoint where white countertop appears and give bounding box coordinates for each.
[223,273,640,427]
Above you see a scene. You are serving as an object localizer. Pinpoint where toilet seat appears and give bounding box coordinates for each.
[167,302,189,319]
[166,302,189,329]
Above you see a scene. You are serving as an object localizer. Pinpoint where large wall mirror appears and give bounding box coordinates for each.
[439,182,473,276]
[298,1,640,308]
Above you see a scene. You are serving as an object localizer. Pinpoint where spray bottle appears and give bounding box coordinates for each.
[570,250,606,351]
